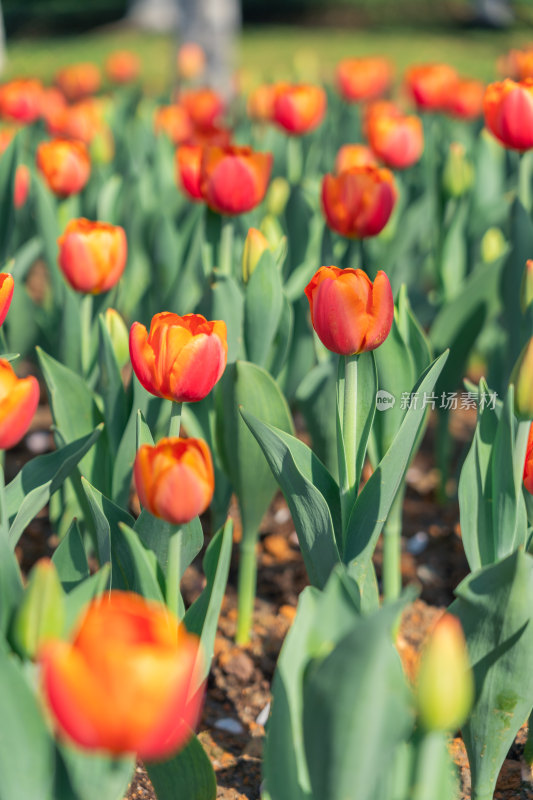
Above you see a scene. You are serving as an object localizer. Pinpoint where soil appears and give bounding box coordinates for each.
[9,402,533,800]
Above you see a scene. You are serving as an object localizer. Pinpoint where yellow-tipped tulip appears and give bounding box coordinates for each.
[520,260,533,313]
[242,227,270,283]
[510,337,533,420]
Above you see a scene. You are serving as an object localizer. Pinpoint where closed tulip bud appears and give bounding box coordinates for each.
[177,43,206,81]
[305,266,394,356]
[0,272,14,326]
[417,614,473,732]
[200,145,272,216]
[58,219,127,294]
[405,63,458,112]
[13,559,65,659]
[484,79,533,151]
[266,176,290,216]
[0,359,39,449]
[336,57,393,103]
[134,437,214,525]
[39,591,204,759]
[521,260,533,313]
[523,422,533,493]
[510,338,533,420]
[36,139,91,197]
[105,50,141,84]
[55,62,101,102]
[335,144,377,174]
[242,227,270,283]
[104,308,130,369]
[129,312,227,403]
[272,83,327,136]
[175,144,203,200]
[442,142,474,197]
[14,164,30,209]
[321,165,397,239]
[481,227,506,263]
[367,113,424,170]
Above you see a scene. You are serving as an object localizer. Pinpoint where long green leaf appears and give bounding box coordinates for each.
[146,732,216,800]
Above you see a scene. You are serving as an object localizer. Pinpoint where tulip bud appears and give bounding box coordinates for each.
[104,308,130,369]
[266,176,290,217]
[242,228,270,283]
[520,260,533,313]
[442,143,474,197]
[90,126,114,165]
[417,614,473,732]
[510,337,533,420]
[0,272,14,326]
[481,227,506,263]
[13,559,65,659]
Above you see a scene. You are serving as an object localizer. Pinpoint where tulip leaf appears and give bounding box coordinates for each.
[82,477,134,567]
[115,523,166,604]
[33,176,64,301]
[265,290,294,379]
[6,426,103,547]
[134,512,204,587]
[0,530,23,635]
[52,519,90,592]
[97,315,129,458]
[440,198,468,302]
[185,519,233,688]
[295,358,338,479]
[244,249,284,367]
[63,565,111,635]
[0,653,54,800]
[206,272,244,364]
[54,742,134,800]
[0,133,18,261]
[501,198,533,367]
[146,731,216,800]
[241,408,341,587]
[451,550,533,800]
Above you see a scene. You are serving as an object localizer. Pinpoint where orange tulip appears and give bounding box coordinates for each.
[335,144,377,174]
[0,359,39,449]
[36,139,91,197]
[154,105,193,146]
[247,84,276,123]
[336,57,393,103]
[39,87,67,128]
[55,63,101,102]
[175,144,203,200]
[177,43,206,81]
[272,83,327,135]
[47,99,107,145]
[321,165,397,239]
[134,437,214,525]
[305,266,393,356]
[39,591,204,759]
[129,312,227,403]
[405,63,458,111]
[524,423,533,494]
[445,78,484,120]
[367,112,424,170]
[0,273,14,326]
[483,79,533,151]
[105,50,141,84]
[0,79,43,124]
[200,145,272,215]
[187,124,232,148]
[363,100,402,137]
[180,88,224,131]
[58,219,127,294]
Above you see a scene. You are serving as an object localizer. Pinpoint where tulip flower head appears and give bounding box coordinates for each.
[321,165,397,239]
[523,423,533,494]
[180,87,224,131]
[446,78,485,120]
[336,57,393,103]
[154,105,193,146]
[36,139,91,197]
[39,592,204,759]
[510,337,533,420]
[105,50,141,84]
[177,43,206,81]
[483,79,533,151]
[367,112,424,170]
[405,63,458,112]
[0,272,14,326]
[14,164,30,209]
[335,144,378,174]
[0,359,39,449]
[134,437,214,525]
[200,145,272,215]
[58,218,127,294]
[55,62,101,102]
[247,84,276,123]
[175,144,203,200]
[305,266,394,356]
[0,78,43,123]
[129,312,227,403]
[272,83,327,135]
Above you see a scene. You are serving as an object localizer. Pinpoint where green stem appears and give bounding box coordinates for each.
[0,326,8,355]
[518,151,533,213]
[382,488,404,603]
[168,402,182,438]
[166,528,182,617]
[411,731,454,800]
[236,535,256,645]
[287,136,303,185]
[341,353,359,531]
[219,218,234,277]
[435,409,451,504]
[80,294,93,377]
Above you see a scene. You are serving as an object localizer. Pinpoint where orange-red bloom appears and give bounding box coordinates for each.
[154,105,193,146]
[39,591,204,759]
[180,88,224,131]
[177,43,206,81]
[321,165,397,239]
[134,437,214,525]
[57,218,127,294]
[36,139,91,197]
[14,164,30,209]
[47,98,107,145]
[335,144,377,174]
[0,359,39,449]
[445,78,484,120]
[129,312,227,403]
[55,63,101,102]
[336,58,393,103]
[524,423,533,494]
[0,273,14,326]
[247,84,276,123]
[483,79,533,151]
[200,145,272,215]
[272,83,327,135]
[305,266,393,356]
[175,145,203,200]
[105,50,141,84]
[367,112,424,170]
[0,79,43,123]
[405,63,458,111]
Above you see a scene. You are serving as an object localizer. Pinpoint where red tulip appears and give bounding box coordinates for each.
[0,79,43,124]
[336,58,393,103]
[483,79,533,151]
[405,63,458,111]
[180,88,224,131]
[105,50,141,84]
[55,63,101,102]
[321,165,397,238]
[134,437,214,525]
[367,112,424,170]
[200,145,272,215]
[524,423,533,494]
[154,105,193,146]
[305,266,393,356]
[0,273,14,325]
[0,359,39,449]
[335,144,377,174]
[58,219,127,294]
[129,312,227,403]
[14,165,30,209]
[446,78,485,120]
[175,144,203,200]
[36,139,91,197]
[39,591,204,759]
[272,83,327,135]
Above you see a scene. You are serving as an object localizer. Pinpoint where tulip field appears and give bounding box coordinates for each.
[1,22,533,800]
